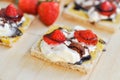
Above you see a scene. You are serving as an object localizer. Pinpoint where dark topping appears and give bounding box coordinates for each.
[0,40,2,43]
[102,49,106,52]
[17,22,23,27]
[74,2,90,11]
[74,55,91,65]
[99,39,106,44]
[10,27,23,37]
[90,22,95,24]
[101,18,113,21]
[64,4,68,8]
[0,9,5,17]
[68,42,85,57]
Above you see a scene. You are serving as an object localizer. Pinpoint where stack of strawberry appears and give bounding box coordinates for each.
[18,0,59,26]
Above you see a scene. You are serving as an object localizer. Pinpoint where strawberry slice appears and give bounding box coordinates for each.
[5,4,18,18]
[43,35,59,45]
[100,1,113,11]
[99,1,116,16]
[5,4,23,21]
[74,30,98,45]
[43,29,66,45]
[50,29,66,42]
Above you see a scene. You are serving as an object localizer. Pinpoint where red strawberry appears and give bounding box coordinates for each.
[38,1,59,26]
[99,1,116,16]
[5,4,18,18]
[43,29,66,45]
[74,30,98,45]
[5,4,23,21]
[43,35,59,45]
[18,0,38,15]
[50,29,66,42]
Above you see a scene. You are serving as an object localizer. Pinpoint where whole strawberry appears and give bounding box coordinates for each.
[18,0,38,15]
[38,1,59,26]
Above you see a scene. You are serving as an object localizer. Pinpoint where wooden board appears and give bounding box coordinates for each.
[0,1,120,80]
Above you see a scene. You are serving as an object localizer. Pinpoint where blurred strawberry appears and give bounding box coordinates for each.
[74,30,98,45]
[5,4,23,21]
[38,1,59,26]
[99,1,116,16]
[43,35,59,45]
[18,0,38,15]
[5,4,18,18]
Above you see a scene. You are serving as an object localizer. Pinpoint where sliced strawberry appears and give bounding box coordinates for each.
[43,35,59,45]
[5,4,18,18]
[74,30,98,45]
[4,4,23,21]
[43,29,66,45]
[50,29,66,42]
[100,1,113,11]
[99,1,116,16]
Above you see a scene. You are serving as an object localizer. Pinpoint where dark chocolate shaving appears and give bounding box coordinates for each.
[74,1,93,11]
[74,2,88,11]
[74,55,91,65]
[99,39,106,44]
[102,49,106,52]
[64,4,68,8]
[101,18,113,21]
[10,27,23,37]
[90,22,96,25]
[68,42,85,57]
[17,22,23,27]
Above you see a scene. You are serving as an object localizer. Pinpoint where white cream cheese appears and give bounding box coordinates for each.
[75,0,101,8]
[16,17,25,26]
[0,16,25,37]
[0,23,16,37]
[40,40,80,63]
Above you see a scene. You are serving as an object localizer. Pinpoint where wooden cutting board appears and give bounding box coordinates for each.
[0,1,120,80]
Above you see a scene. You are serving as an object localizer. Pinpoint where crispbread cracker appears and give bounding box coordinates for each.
[31,25,105,74]
[0,14,34,47]
[63,2,120,33]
